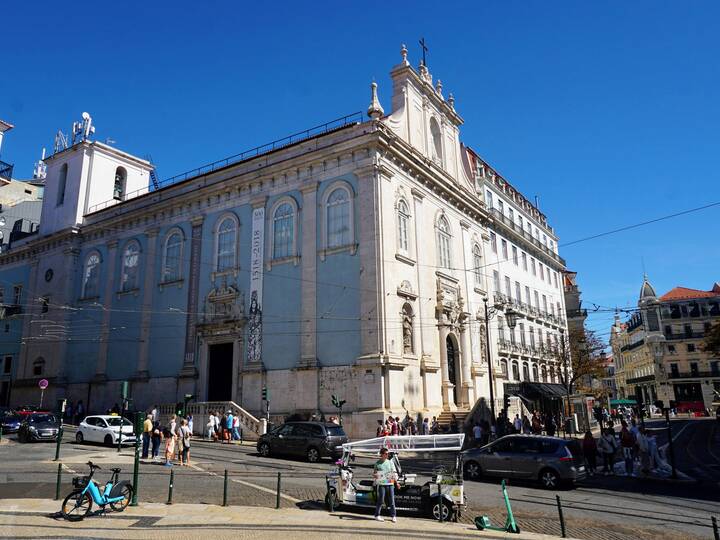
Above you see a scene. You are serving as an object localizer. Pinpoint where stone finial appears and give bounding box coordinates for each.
[435,79,443,97]
[400,43,408,65]
[448,93,455,110]
[367,81,385,120]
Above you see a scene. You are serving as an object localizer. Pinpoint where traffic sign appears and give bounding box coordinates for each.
[38,379,49,390]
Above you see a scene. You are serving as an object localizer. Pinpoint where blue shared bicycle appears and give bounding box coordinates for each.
[61,461,134,520]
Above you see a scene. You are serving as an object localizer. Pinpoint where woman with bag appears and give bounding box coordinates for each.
[179,418,192,466]
[582,431,598,477]
[151,420,163,461]
[597,428,617,475]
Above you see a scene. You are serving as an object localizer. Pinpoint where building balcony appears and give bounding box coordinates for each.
[498,339,559,360]
[0,160,13,181]
[668,370,720,380]
[620,339,645,352]
[665,332,706,340]
[0,303,23,319]
[489,208,566,266]
[493,292,566,329]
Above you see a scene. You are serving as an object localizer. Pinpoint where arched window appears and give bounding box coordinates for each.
[500,359,508,377]
[397,199,410,253]
[326,187,351,249]
[33,357,45,376]
[57,163,68,206]
[113,167,127,200]
[216,216,238,272]
[541,365,547,382]
[511,360,520,381]
[82,252,101,298]
[272,202,294,259]
[401,302,414,354]
[162,230,183,282]
[522,362,530,381]
[472,244,482,286]
[121,241,141,291]
[532,364,539,381]
[549,367,556,383]
[430,117,443,165]
[436,215,451,269]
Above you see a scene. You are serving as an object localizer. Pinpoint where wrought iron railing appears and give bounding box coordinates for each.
[87,112,364,214]
[490,208,566,266]
[668,370,720,380]
[493,292,567,328]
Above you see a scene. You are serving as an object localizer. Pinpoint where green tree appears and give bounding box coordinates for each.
[555,326,607,397]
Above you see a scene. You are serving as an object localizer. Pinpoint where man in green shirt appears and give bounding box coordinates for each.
[373,447,397,522]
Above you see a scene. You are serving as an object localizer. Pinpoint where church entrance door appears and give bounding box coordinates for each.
[446,335,459,406]
[207,342,233,401]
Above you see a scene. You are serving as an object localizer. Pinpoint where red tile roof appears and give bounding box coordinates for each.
[659,286,720,301]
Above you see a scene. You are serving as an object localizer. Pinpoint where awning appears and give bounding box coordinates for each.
[610,398,637,406]
[509,382,568,400]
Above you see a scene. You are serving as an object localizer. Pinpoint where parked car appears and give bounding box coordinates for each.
[257,421,349,463]
[462,434,586,489]
[17,413,60,442]
[76,415,136,446]
[1,413,22,434]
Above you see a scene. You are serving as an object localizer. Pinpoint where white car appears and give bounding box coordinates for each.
[76,415,136,446]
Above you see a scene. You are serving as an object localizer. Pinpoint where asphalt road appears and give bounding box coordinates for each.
[1,422,719,540]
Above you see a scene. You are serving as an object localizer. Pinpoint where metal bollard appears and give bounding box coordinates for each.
[166,469,174,505]
[55,463,62,501]
[54,425,63,461]
[276,472,281,509]
[222,469,228,507]
[437,482,443,523]
[556,495,566,538]
[712,516,719,540]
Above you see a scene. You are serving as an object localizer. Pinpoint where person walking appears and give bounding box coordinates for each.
[421,417,429,435]
[597,428,616,475]
[151,420,162,460]
[513,414,522,433]
[225,410,234,443]
[473,422,483,447]
[521,415,531,434]
[430,416,439,435]
[232,413,241,441]
[376,419,385,437]
[187,413,194,436]
[179,418,192,466]
[449,413,459,434]
[206,411,216,441]
[531,413,542,435]
[142,414,153,459]
[373,448,397,523]
[169,415,179,460]
[545,415,557,437]
[619,421,636,476]
[582,431,598,476]
[151,405,159,424]
[75,400,85,425]
[163,427,175,467]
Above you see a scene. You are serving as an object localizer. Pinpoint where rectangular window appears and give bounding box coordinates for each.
[542,295,548,313]
[515,281,521,301]
[539,264,544,281]
[664,325,672,337]
[512,246,518,265]
[531,258,536,276]
[670,363,679,376]
[550,303,555,316]
[525,286,531,305]
[493,271,500,293]
[490,232,497,253]
[509,208,514,224]
[534,291,540,308]
[498,200,504,215]
[518,216,523,231]
[501,239,508,260]
[3,356,10,375]
[486,190,493,208]
[529,327,535,348]
[521,252,527,271]
[519,323,526,345]
[505,276,512,298]
[557,301,561,316]
[668,344,675,353]
[543,234,547,246]
[12,285,21,306]
[711,361,720,375]
[0,287,4,305]
[687,344,696,353]
[690,361,698,374]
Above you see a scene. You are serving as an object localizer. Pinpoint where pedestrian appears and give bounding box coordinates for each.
[142,413,153,459]
[151,420,162,460]
[597,428,617,475]
[187,413,194,435]
[64,401,74,425]
[376,419,385,437]
[206,411,216,440]
[421,417,429,435]
[636,427,651,476]
[449,413,459,434]
[521,415,531,434]
[232,412,241,441]
[394,416,402,435]
[390,416,399,436]
[151,405,159,424]
[481,420,491,445]
[214,411,222,440]
[179,418,192,466]
[472,422,483,447]
[75,400,84,425]
[373,447,397,523]
[531,413,542,435]
[169,415,178,460]
[225,410,234,443]
[545,415,556,437]
[513,414,522,433]
[582,431,597,476]
[430,416,439,435]
[619,421,636,476]
[163,427,175,467]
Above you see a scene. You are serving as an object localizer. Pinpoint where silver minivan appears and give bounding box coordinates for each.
[462,434,586,489]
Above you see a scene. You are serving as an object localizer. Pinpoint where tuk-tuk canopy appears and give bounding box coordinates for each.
[341,434,465,456]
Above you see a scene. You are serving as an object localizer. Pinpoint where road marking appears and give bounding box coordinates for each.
[61,464,77,474]
[188,464,300,503]
[658,421,694,451]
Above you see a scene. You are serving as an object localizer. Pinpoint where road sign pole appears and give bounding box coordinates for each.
[664,408,677,479]
[131,412,141,506]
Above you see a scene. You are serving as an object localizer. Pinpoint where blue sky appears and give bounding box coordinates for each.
[2,2,719,340]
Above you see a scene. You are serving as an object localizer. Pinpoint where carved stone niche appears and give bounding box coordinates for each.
[201,278,245,325]
[397,279,418,300]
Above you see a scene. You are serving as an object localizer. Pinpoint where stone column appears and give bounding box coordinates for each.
[180,216,204,379]
[299,183,318,368]
[439,324,453,409]
[135,228,159,379]
[94,240,118,381]
[459,323,474,407]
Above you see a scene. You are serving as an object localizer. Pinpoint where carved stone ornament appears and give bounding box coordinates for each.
[397,279,418,300]
[203,276,245,324]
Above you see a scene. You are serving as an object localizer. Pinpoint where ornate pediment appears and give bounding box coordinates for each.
[201,277,245,325]
[397,279,418,300]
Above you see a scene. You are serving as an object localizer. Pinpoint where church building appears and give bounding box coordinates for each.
[0,47,570,437]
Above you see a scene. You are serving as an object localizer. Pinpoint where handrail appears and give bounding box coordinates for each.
[86,112,364,214]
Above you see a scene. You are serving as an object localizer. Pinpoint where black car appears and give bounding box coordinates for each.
[18,413,60,442]
[257,421,349,463]
[1,413,22,434]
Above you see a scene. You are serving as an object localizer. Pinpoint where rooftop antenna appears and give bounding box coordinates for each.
[32,148,47,179]
[71,112,95,144]
[53,130,68,154]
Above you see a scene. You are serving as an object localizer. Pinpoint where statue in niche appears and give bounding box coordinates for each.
[402,303,414,354]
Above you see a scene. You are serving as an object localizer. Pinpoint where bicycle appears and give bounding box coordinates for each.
[61,461,134,521]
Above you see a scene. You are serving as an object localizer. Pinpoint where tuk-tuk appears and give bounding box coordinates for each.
[325,434,466,521]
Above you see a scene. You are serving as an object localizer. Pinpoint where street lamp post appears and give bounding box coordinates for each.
[482,296,519,427]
